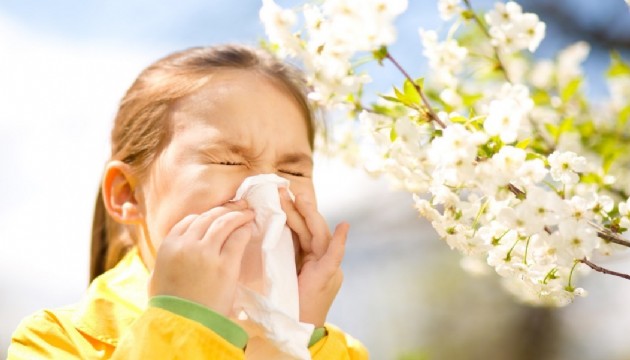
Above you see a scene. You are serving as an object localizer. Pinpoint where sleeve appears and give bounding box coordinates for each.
[8,305,247,360]
[111,305,246,359]
[148,295,248,349]
[8,310,93,360]
[309,324,370,360]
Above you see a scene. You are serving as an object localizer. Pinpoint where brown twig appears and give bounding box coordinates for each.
[588,220,630,248]
[596,230,630,248]
[507,183,525,198]
[579,258,630,281]
[462,0,512,83]
[385,52,447,129]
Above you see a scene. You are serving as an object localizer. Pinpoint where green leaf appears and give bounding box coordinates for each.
[561,78,582,102]
[577,121,594,138]
[532,90,550,106]
[372,104,391,115]
[515,138,531,149]
[617,105,630,129]
[373,46,388,65]
[580,173,602,185]
[414,77,425,89]
[545,123,559,139]
[390,126,398,142]
[403,79,421,105]
[461,9,474,20]
[394,86,415,107]
[546,118,573,143]
[525,152,546,162]
[607,51,630,78]
[559,117,573,134]
[381,94,401,104]
[259,39,280,54]
[603,152,620,173]
[461,92,483,107]
[450,114,468,124]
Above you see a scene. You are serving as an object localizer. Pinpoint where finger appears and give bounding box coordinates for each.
[168,214,199,237]
[184,199,249,240]
[294,195,331,257]
[220,223,253,262]
[319,222,349,270]
[201,209,255,254]
[279,188,312,253]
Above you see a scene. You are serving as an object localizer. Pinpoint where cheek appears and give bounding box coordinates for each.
[144,167,247,242]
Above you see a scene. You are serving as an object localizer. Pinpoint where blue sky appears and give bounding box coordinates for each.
[0,0,264,48]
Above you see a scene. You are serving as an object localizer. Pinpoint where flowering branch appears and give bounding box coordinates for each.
[462,0,512,83]
[509,185,630,250]
[261,0,630,306]
[579,258,630,281]
[385,52,447,129]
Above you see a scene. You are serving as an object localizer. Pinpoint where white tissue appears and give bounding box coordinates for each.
[232,174,314,360]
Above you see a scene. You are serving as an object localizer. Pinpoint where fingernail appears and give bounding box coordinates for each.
[228,199,245,206]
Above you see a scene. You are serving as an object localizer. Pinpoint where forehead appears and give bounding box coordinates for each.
[168,69,311,150]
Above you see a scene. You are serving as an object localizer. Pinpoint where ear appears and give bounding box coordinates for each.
[102,161,143,224]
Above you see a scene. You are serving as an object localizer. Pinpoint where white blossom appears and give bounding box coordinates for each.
[530,60,555,88]
[438,0,463,20]
[608,76,630,110]
[485,1,546,53]
[492,146,526,177]
[439,88,463,108]
[261,0,408,108]
[419,29,468,88]
[557,41,590,87]
[548,151,587,185]
[514,159,548,187]
[262,0,630,307]
[259,0,301,57]
[482,83,533,143]
[557,220,599,261]
[428,124,487,186]
[483,99,524,143]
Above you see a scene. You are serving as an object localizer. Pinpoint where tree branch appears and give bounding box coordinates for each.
[579,258,630,281]
[462,0,512,83]
[596,230,630,248]
[385,52,446,129]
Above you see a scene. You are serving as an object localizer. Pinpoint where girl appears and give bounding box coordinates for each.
[9,45,368,359]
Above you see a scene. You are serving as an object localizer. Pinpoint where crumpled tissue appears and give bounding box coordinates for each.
[231,174,314,359]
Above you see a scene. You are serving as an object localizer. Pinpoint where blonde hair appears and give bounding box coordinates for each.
[90,44,315,282]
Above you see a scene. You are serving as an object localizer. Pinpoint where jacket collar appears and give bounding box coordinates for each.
[72,248,149,346]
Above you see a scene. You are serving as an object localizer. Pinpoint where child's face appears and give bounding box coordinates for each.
[136,69,314,265]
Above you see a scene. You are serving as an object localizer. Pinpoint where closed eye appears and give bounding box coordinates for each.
[219,161,244,166]
[279,169,305,177]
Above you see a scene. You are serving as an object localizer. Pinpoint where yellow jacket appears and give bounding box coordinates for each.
[8,248,368,359]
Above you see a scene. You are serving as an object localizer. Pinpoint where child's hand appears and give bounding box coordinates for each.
[279,188,348,328]
[148,200,255,316]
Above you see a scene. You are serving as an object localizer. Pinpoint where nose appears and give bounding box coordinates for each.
[245,163,277,178]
